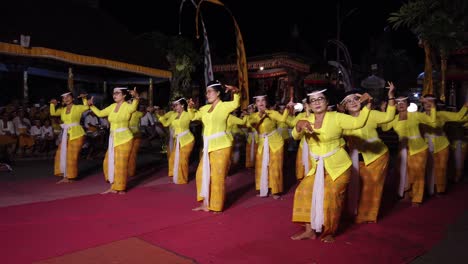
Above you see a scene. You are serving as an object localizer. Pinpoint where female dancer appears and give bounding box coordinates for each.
[341,82,396,223]
[419,95,467,195]
[88,87,139,194]
[248,95,292,199]
[381,95,436,206]
[159,97,195,184]
[190,80,240,212]
[290,88,372,242]
[50,92,89,184]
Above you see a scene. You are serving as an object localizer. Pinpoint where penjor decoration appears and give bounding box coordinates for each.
[179,0,214,87]
[195,0,249,110]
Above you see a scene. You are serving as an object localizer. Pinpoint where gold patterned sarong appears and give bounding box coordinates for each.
[292,168,351,238]
[103,139,133,191]
[405,150,428,203]
[169,141,195,184]
[355,152,389,223]
[255,146,284,195]
[127,137,142,177]
[195,147,232,212]
[54,136,85,179]
[433,147,449,193]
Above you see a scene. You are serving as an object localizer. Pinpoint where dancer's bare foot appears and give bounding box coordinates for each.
[272,194,282,200]
[411,202,420,207]
[256,193,269,198]
[321,235,335,243]
[117,191,126,195]
[291,230,316,240]
[100,188,117,195]
[192,204,209,212]
[56,178,71,184]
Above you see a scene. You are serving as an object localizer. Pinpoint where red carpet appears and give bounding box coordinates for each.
[34,237,196,264]
[1,167,467,264]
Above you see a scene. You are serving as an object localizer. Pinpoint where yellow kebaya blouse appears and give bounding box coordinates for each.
[343,106,396,165]
[292,107,370,181]
[129,111,144,136]
[248,109,289,153]
[277,114,294,140]
[381,108,436,155]
[227,114,247,138]
[90,99,138,147]
[190,93,240,152]
[159,111,195,147]
[420,106,467,153]
[288,112,308,148]
[49,98,89,140]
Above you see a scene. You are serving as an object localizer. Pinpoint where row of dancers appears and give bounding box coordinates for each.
[50,80,467,242]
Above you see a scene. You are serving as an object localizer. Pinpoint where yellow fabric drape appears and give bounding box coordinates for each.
[0,42,171,79]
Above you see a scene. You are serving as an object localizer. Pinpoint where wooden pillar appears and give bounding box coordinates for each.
[23,70,29,104]
[149,78,153,107]
[68,67,74,93]
[103,81,107,102]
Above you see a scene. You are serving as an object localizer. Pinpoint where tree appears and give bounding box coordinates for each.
[137,31,201,102]
[388,0,466,100]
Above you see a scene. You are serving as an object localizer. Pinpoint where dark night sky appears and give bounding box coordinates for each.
[99,0,423,64]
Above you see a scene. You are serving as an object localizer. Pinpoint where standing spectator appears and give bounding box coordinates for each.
[13,110,33,156]
[41,119,55,156]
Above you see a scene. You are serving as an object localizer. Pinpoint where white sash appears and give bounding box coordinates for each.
[398,136,420,197]
[59,122,79,178]
[309,147,340,232]
[173,129,190,184]
[259,130,276,197]
[107,127,129,184]
[200,132,227,207]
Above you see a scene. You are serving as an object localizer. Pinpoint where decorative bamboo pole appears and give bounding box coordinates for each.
[149,78,154,107]
[68,67,74,93]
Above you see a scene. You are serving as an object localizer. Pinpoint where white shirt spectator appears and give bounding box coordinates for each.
[140,112,156,127]
[41,125,54,139]
[0,120,15,135]
[84,114,100,129]
[12,116,31,135]
[99,117,109,129]
[30,125,42,138]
